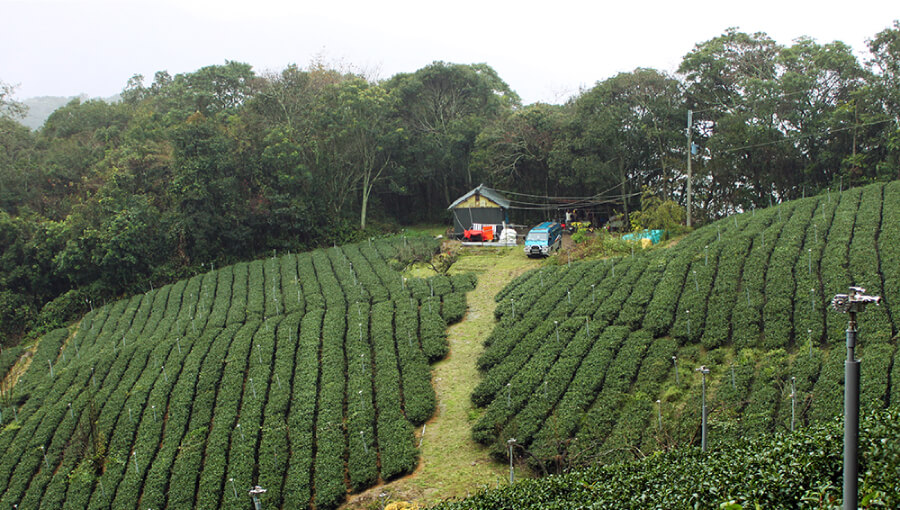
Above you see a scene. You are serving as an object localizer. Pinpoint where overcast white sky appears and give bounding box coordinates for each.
[2,0,897,105]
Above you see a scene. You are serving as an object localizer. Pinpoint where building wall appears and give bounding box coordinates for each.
[451,208,507,235]
[456,195,502,209]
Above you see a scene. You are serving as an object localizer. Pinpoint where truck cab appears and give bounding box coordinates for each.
[524,222,563,257]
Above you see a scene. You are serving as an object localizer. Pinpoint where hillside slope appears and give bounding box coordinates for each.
[474,181,899,468]
[434,406,900,509]
[0,236,472,509]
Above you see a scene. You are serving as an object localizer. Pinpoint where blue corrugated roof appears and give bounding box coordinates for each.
[447,184,511,210]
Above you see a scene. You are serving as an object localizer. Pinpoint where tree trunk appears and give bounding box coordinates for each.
[620,158,629,229]
[360,191,368,230]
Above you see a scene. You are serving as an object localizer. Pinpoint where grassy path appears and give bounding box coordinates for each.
[344,247,540,508]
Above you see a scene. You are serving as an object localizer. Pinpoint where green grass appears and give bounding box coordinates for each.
[403,225,451,238]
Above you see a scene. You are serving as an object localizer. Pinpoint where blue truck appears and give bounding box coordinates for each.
[524,221,563,257]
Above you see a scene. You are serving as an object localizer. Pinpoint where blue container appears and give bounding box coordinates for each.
[622,229,665,244]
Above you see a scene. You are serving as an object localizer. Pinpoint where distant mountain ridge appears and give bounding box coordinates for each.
[19,93,121,130]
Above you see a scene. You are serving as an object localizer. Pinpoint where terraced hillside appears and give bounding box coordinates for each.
[436,406,900,509]
[0,237,474,509]
[474,181,900,469]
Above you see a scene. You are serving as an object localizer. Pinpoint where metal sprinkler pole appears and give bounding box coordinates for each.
[656,399,662,431]
[831,286,880,510]
[507,438,516,484]
[844,302,860,510]
[790,376,796,433]
[697,366,710,452]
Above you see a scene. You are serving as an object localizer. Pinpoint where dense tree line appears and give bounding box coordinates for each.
[1,24,899,341]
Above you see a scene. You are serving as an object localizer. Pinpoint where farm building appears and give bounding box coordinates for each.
[448,184,511,238]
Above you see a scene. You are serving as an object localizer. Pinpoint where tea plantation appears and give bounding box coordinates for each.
[435,406,900,509]
[475,181,900,471]
[4,182,900,509]
[0,236,474,509]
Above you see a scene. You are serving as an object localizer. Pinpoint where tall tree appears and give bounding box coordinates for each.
[777,37,869,190]
[386,62,519,218]
[470,103,564,195]
[868,21,900,179]
[679,29,784,213]
[334,79,402,229]
[0,80,27,119]
[549,69,684,222]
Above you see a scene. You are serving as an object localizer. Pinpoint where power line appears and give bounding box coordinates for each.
[690,88,825,115]
[718,118,893,154]
[504,191,644,211]
[494,179,630,201]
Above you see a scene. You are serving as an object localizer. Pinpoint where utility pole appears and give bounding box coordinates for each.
[831,286,881,510]
[686,110,693,228]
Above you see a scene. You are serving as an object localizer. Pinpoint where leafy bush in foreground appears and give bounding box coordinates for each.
[434,406,900,509]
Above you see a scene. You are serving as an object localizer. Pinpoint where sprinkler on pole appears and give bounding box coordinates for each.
[507,438,517,483]
[696,365,710,452]
[790,376,796,433]
[686,309,691,338]
[831,286,880,510]
[656,399,662,431]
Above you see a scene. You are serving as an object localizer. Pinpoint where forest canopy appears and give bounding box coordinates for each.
[1,23,899,341]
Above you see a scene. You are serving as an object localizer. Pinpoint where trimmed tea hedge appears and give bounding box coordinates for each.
[1,235,466,509]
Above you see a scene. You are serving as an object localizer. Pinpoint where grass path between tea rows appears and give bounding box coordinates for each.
[344,247,541,509]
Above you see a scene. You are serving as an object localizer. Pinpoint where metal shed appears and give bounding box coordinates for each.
[447,184,510,237]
